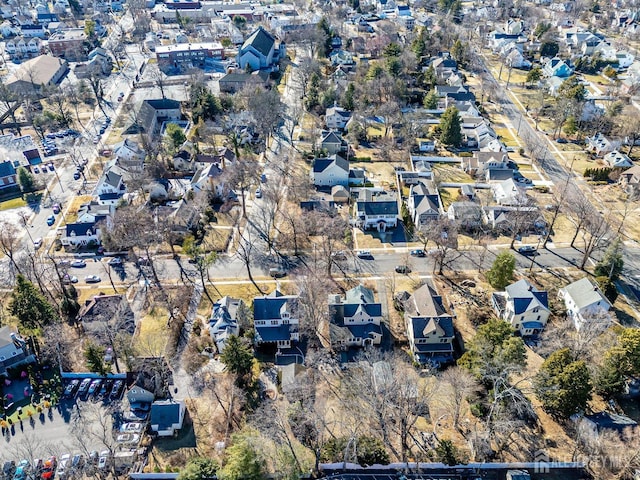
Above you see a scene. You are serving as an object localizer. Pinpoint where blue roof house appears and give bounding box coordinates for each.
[328,284,385,351]
[150,399,186,437]
[208,296,242,353]
[543,57,573,78]
[253,290,299,350]
[403,284,455,366]
[492,279,550,336]
[0,161,18,190]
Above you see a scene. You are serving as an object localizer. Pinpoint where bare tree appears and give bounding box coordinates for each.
[0,220,24,276]
[440,367,480,431]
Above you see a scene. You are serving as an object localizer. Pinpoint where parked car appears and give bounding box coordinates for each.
[63,379,80,398]
[33,166,40,174]
[55,455,70,479]
[62,274,78,284]
[33,238,43,249]
[108,257,123,266]
[260,173,267,183]
[47,163,54,171]
[12,461,30,480]
[99,380,112,397]
[331,251,347,261]
[73,172,81,181]
[120,422,145,433]
[518,245,538,255]
[97,452,110,471]
[410,249,425,257]
[88,379,102,396]
[269,267,286,278]
[52,204,60,214]
[110,380,124,399]
[2,462,15,480]
[255,187,262,198]
[70,259,86,268]
[77,378,91,396]
[116,433,140,444]
[395,265,411,274]
[46,215,55,226]
[357,250,373,259]
[70,455,84,471]
[88,452,99,466]
[93,137,100,144]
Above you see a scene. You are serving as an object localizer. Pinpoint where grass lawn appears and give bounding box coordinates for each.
[493,127,519,147]
[64,195,93,224]
[439,188,458,210]
[433,164,473,183]
[0,196,27,211]
[134,305,170,356]
[202,226,233,252]
[354,229,386,249]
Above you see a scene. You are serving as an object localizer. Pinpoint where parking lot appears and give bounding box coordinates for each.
[0,375,145,476]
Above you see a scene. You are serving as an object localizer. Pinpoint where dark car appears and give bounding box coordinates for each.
[110,380,124,399]
[73,172,81,180]
[518,245,538,255]
[410,249,425,257]
[46,215,55,226]
[88,379,102,396]
[63,379,80,398]
[556,137,568,144]
[77,378,91,396]
[395,265,411,274]
[99,380,112,397]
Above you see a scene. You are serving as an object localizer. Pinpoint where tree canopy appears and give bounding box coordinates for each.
[534,348,592,418]
[594,238,623,280]
[219,430,266,480]
[439,106,462,147]
[321,436,390,466]
[220,335,255,389]
[9,275,58,330]
[84,341,109,376]
[178,457,218,480]
[485,251,515,290]
[596,328,640,398]
[166,123,186,151]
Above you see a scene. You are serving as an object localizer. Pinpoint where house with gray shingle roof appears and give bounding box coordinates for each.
[328,285,384,351]
[403,284,455,366]
[237,26,277,71]
[208,296,242,353]
[150,399,186,437]
[310,154,349,187]
[320,130,348,155]
[559,277,612,331]
[355,189,399,231]
[253,290,299,349]
[492,279,550,336]
[407,180,443,230]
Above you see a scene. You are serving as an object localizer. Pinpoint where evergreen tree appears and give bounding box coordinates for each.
[434,439,463,466]
[485,251,515,290]
[451,40,467,65]
[84,341,109,375]
[439,106,462,147]
[526,66,542,86]
[166,123,186,151]
[219,430,265,480]
[423,89,439,109]
[411,28,428,59]
[17,167,35,193]
[342,83,355,111]
[178,457,218,480]
[596,276,618,304]
[9,275,58,330]
[421,65,436,89]
[534,348,592,418]
[596,328,640,398]
[594,238,624,280]
[220,335,254,388]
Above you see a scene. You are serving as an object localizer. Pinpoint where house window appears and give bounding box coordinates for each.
[537,315,541,321]
[270,320,279,325]
[282,319,289,325]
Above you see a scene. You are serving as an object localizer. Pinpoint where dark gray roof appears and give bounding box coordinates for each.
[150,401,182,430]
[356,200,398,216]
[585,411,637,432]
[505,279,549,314]
[0,161,16,178]
[66,221,98,237]
[321,131,344,144]
[242,26,275,58]
[253,290,297,321]
[255,323,295,342]
[312,154,348,173]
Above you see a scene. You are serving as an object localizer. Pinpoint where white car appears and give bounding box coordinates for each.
[33,238,43,249]
[119,422,144,433]
[356,250,372,258]
[115,433,140,444]
[84,275,101,283]
[70,259,87,268]
[97,452,110,471]
[56,454,71,479]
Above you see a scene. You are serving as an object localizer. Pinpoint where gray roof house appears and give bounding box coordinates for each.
[150,399,186,437]
[124,99,181,135]
[404,284,455,366]
[237,26,277,71]
[328,285,384,351]
[407,181,443,230]
[208,296,242,353]
[559,277,612,331]
[447,201,483,230]
[0,327,36,376]
[320,130,348,155]
[253,290,299,350]
[355,190,399,231]
[310,154,349,187]
[492,279,550,336]
[127,386,155,409]
[0,161,18,191]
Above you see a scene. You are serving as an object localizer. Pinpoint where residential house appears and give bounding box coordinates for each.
[150,400,186,437]
[77,294,135,342]
[0,21,20,37]
[349,168,366,186]
[237,26,277,71]
[325,105,352,131]
[492,279,550,336]
[619,164,640,193]
[156,41,225,70]
[327,284,384,350]
[577,412,637,439]
[253,290,299,350]
[505,49,531,69]
[558,277,612,331]
[48,28,87,60]
[61,219,105,247]
[0,327,36,376]
[124,99,182,136]
[403,284,455,366]
[462,151,509,178]
[319,131,348,155]
[20,23,46,38]
[74,47,112,77]
[208,296,243,353]
[330,49,356,67]
[113,139,145,171]
[484,206,541,233]
[587,133,622,157]
[407,181,443,230]
[0,161,18,191]
[5,36,42,58]
[355,189,399,231]
[94,164,126,205]
[431,53,458,80]
[310,155,349,187]
[447,201,483,229]
[604,150,633,168]
[492,178,528,206]
[5,55,69,94]
[543,57,573,77]
[332,185,350,203]
[505,18,524,35]
[218,70,270,93]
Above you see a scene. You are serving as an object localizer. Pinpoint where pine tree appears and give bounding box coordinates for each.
[220,335,254,389]
[439,106,462,147]
[9,275,58,330]
[84,341,108,375]
[485,251,515,290]
[594,238,623,280]
[423,89,439,109]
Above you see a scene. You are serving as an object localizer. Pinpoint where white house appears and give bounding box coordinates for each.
[604,150,633,168]
[407,181,443,230]
[208,296,242,353]
[492,178,528,206]
[492,279,550,336]
[94,164,127,205]
[253,290,299,350]
[310,155,349,187]
[558,277,612,331]
[325,105,352,130]
[328,284,384,349]
[113,139,145,164]
[587,133,621,157]
[150,400,186,437]
[0,327,36,376]
[237,26,276,71]
[355,189,399,231]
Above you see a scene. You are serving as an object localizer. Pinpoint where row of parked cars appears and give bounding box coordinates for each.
[2,450,114,480]
[62,378,124,401]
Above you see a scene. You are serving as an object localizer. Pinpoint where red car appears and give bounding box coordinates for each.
[41,457,57,480]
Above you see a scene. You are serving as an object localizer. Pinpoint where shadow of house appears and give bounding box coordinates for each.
[77,294,135,347]
[128,357,173,400]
